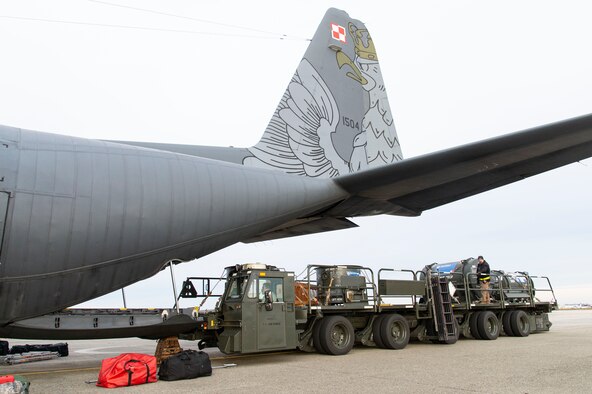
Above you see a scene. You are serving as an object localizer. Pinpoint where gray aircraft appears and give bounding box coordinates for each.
[1,8,591,334]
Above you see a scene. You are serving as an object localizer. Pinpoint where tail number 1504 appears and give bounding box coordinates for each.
[342,116,360,131]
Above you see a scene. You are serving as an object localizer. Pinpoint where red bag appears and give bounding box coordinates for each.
[96,353,157,388]
[0,375,15,384]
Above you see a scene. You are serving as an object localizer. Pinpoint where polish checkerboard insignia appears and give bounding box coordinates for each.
[331,23,346,43]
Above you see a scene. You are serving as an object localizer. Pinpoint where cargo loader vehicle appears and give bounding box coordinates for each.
[179,261,557,355]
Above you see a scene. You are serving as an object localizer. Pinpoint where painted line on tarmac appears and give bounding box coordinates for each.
[76,346,127,355]
[210,350,297,361]
[17,367,100,376]
[16,350,298,376]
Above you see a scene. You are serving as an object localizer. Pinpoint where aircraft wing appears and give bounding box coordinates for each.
[241,217,358,243]
[329,113,592,217]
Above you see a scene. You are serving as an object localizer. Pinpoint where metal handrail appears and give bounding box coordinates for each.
[304,264,377,312]
[465,272,536,307]
[466,272,506,305]
[376,268,419,313]
[377,268,417,282]
[505,273,534,307]
[529,275,558,307]
[426,271,437,325]
[178,276,225,299]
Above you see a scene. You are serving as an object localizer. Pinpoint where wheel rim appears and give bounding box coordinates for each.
[488,315,500,336]
[390,322,404,341]
[486,317,494,334]
[331,324,349,348]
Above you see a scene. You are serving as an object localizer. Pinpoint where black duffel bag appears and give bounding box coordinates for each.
[9,343,69,357]
[0,340,9,356]
[158,350,212,381]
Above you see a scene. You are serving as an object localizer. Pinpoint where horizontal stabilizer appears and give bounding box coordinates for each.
[104,141,249,164]
[330,113,592,216]
[242,217,358,243]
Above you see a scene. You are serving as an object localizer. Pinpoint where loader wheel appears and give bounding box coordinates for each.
[476,311,500,340]
[469,312,483,340]
[510,310,530,337]
[502,311,515,336]
[312,319,327,354]
[380,314,410,350]
[372,314,387,348]
[320,315,354,355]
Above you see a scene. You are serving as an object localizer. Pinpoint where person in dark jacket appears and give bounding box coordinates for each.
[477,256,491,303]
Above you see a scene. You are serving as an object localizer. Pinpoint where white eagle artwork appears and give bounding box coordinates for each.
[243,57,402,178]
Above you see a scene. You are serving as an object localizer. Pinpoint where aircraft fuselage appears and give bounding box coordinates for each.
[0,126,346,325]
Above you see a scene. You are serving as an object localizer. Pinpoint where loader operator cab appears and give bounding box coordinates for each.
[217,263,297,354]
[224,264,283,301]
[225,275,249,300]
[257,278,283,303]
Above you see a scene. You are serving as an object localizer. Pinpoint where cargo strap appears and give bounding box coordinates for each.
[124,359,150,386]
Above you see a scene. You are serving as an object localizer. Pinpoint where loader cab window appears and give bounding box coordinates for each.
[247,278,257,299]
[226,276,249,300]
[258,277,284,303]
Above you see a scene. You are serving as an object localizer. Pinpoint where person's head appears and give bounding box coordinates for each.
[478,255,484,263]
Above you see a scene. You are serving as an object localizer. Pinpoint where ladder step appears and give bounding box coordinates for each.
[430,275,457,341]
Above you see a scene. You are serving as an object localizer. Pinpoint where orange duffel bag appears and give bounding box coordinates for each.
[97,353,157,388]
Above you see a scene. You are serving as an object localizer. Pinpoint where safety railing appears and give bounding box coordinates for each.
[466,272,500,305]
[529,275,558,308]
[420,270,538,309]
[376,269,423,314]
[499,272,535,305]
[443,271,469,305]
[302,265,377,312]
[177,276,226,315]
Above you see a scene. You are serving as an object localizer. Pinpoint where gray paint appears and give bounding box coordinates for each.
[0,192,8,257]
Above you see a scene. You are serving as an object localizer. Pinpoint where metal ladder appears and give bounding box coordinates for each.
[430,275,457,342]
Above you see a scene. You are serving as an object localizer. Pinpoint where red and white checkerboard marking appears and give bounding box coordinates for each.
[331,23,346,43]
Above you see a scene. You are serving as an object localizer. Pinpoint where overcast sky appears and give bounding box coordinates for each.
[1,0,590,307]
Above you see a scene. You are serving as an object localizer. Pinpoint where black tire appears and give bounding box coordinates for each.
[312,319,327,354]
[320,315,355,355]
[476,311,500,340]
[379,314,410,350]
[502,311,515,336]
[372,314,387,348]
[469,312,483,340]
[510,310,530,337]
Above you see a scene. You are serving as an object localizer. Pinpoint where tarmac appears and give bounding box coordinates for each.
[1,309,590,393]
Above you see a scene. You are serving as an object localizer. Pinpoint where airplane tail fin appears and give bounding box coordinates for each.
[243,8,403,177]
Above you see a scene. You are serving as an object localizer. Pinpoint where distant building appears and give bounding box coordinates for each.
[562,303,592,309]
